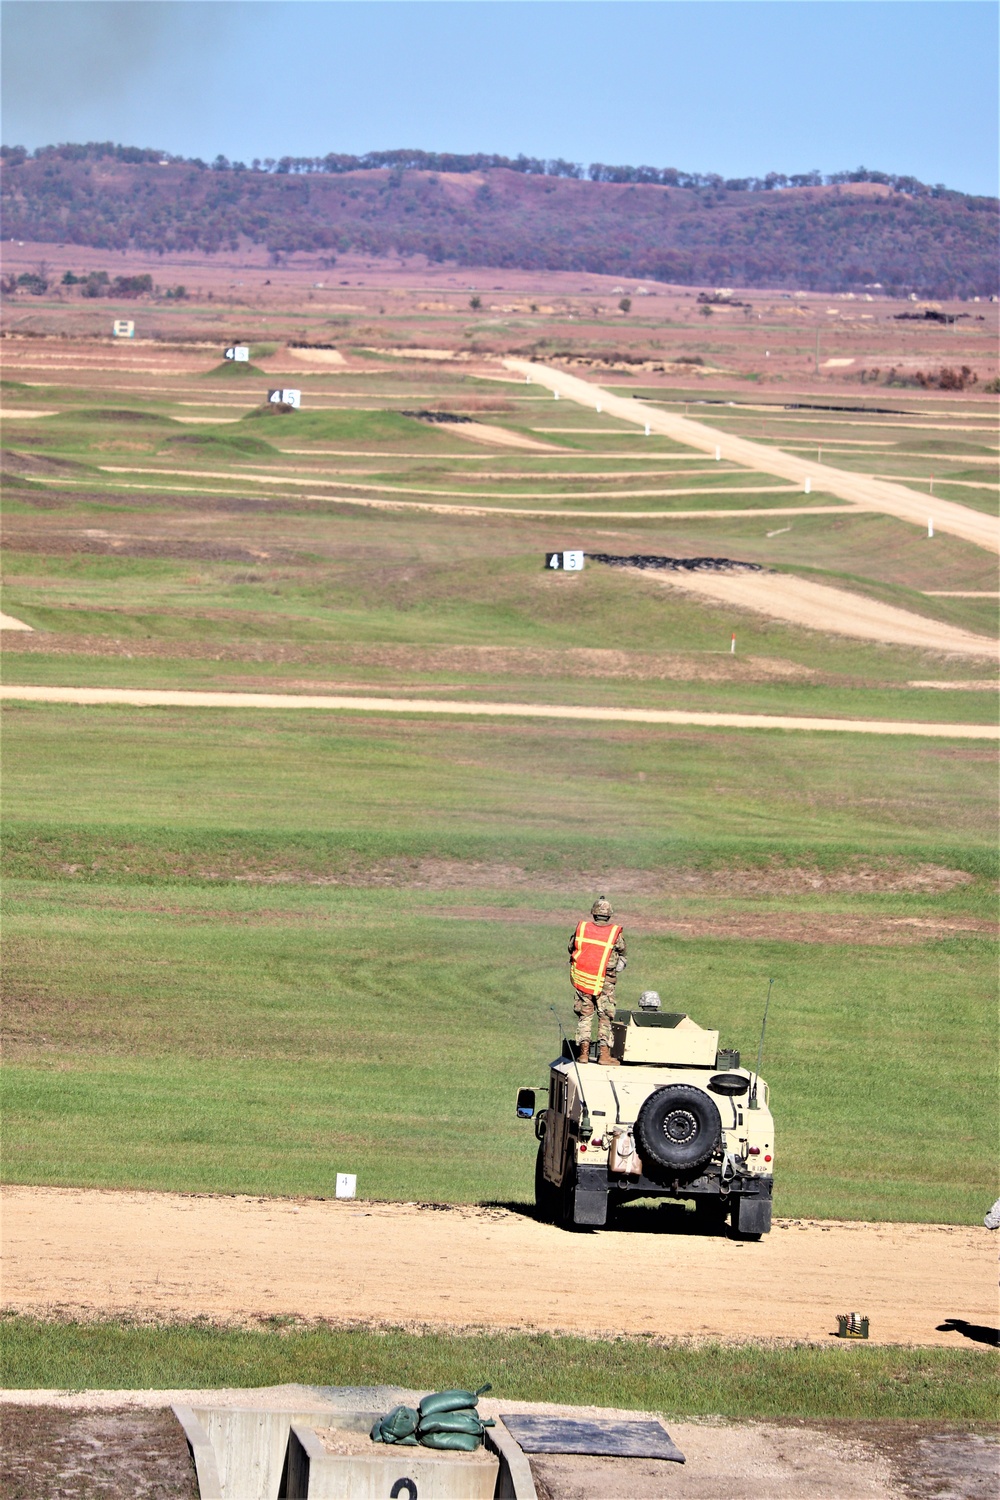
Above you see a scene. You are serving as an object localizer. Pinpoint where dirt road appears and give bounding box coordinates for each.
[6,1187,995,1348]
[504,359,1000,555]
[2,685,997,737]
[639,568,999,657]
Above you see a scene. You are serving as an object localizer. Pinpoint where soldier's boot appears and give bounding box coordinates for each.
[577,1040,592,1063]
[598,1043,620,1067]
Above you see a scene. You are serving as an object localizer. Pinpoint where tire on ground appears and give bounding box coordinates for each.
[634,1084,722,1173]
[534,1143,557,1223]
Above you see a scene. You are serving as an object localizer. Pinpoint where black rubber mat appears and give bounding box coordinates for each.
[499,1415,685,1462]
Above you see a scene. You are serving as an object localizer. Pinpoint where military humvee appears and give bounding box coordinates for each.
[516,1008,774,1236]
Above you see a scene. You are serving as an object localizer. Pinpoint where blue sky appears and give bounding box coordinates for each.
[2,1,997,195]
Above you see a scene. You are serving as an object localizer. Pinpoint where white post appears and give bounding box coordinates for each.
[596,402,601,413]
[804,477,812,494]
[929,475,934,495]
[928,517,934,538]
[730,633,736,654]
[554,390,559,400]
[644,423,650,436]
[714,446,721,461]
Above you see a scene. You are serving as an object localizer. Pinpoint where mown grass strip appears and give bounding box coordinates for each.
[2,1317,995,1421]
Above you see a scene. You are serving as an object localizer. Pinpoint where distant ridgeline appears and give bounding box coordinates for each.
[2,142,996,299]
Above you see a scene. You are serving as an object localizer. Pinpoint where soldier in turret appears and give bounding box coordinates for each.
[569,897,626,1066]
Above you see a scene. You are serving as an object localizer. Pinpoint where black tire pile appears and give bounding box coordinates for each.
[399,410,473,424]
[588,554,764,572]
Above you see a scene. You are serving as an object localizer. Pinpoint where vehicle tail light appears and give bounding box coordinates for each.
[748,1146,760,1155]
[579,1144,587,1152]
[764,1154,772,1162]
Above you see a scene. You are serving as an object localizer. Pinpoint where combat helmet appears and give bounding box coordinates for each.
[591,896,613,921]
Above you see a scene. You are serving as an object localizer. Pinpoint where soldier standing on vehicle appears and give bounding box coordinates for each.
[569,897,626,1066]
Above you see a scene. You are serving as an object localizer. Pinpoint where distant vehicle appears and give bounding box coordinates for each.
[516,1003,774,1237]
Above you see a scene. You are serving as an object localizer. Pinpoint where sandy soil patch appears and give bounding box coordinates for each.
[5,1187,996,1347]
[3,684,997,738]
[285,347,346,365]
[640,569,998,659]
[0,407,58,418]
[0,613,33,631]
[909,679,997,689]
[446,421,560,450]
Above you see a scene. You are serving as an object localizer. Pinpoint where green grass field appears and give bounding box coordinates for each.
[3,1316,995,1421]
[3,704,997,1219]
[2,346,997,1239]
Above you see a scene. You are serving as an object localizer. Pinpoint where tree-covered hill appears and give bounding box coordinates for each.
[2,143,996,298]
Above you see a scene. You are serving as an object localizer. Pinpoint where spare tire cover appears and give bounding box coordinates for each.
[635,1085,722,1173]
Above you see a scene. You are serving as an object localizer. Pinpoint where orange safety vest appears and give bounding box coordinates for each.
[570,920,623,996]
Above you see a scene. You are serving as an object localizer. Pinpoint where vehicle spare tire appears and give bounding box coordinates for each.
[634,1085,722,1173]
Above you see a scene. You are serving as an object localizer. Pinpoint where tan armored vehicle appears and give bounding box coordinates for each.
[516,998,774,1236]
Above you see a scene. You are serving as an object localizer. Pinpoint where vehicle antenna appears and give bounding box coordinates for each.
[550,1004,586,1094]
[550,1005,592,1137]
[750,978,774,1106]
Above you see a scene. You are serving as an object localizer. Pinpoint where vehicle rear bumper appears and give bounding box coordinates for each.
[594,1163,773,1201]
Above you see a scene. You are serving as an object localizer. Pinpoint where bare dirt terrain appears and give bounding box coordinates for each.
[637,568,999,657]
[0,1404,199,1500]
[5,1187,997,1348]
[3,684,997,737]
[526,1423,1000,1500]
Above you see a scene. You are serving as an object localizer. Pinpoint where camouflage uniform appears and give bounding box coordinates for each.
[570,925,626,1051]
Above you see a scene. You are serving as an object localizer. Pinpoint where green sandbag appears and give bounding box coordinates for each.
[420,1429,482,1452]
[418,1384,491,1418]
[380,1405,420,1440]
[372,1426,419,1446]
[419,1413,495,1437]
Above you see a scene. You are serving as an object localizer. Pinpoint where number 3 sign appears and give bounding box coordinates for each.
[545,551,585,571]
